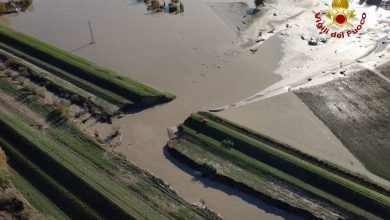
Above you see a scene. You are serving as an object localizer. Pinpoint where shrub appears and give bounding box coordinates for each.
[34,86,46,98]
[56,100,71,119]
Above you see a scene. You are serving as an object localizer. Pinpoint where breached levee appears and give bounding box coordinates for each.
[167,112,390,219]
[0,25,175,116]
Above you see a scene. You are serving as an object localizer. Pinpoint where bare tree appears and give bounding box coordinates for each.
[16,77,26,85]
[22,80,38,94]
[35,86,47,98]
[0,3,6,14]
[18,65,29,76]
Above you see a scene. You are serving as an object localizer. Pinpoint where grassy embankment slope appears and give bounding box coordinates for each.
[0,78,220,220]
[0,147,43,219]
[168,112,390,219]
[0,49,121,116]
[0,25,175,114]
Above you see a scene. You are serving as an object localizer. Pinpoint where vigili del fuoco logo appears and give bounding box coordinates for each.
[315,0,367,38]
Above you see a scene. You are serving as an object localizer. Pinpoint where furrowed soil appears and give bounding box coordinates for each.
[295,66,390,182]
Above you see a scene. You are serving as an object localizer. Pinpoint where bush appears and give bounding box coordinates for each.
[55,100,71,119]
[201,163,217,175]
[22,79,38,94]
[34,86,46,98]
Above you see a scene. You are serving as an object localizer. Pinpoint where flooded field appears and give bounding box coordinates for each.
[1,0,388,219]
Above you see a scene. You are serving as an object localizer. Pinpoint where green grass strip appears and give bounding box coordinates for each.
[182,113,390,218]
[10,169,71,220]
[178,125,382,220]
[0,107,168,220]
[0,136,103,220]
[0,78,220,220]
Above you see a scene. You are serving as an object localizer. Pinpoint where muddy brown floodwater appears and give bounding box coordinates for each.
[0,0,369,219]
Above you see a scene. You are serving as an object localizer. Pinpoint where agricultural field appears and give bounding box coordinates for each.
[168,112,390,219]
[0,76,220,220]
[295,67,390,182]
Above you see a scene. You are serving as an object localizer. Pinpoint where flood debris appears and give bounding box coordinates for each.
[267,28,275,33]
[0,0,32,15]
[146,0,164,12]
[308,40,318,46]
[144,0,184,14]
[167,127,179,140]
[253,0,263,14]
[360,0,390,9]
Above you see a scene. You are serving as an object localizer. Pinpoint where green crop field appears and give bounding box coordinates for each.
[169,112,390,219]
[10,169,70,220]
[0,79,220,220]
[0,107,159,219]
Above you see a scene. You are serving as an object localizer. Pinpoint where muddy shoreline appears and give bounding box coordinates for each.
[167,145,321,219]
[166,143,365,220]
